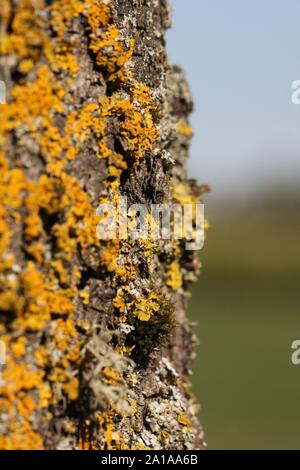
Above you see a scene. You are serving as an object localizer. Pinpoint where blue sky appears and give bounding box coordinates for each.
[167,0,300,198]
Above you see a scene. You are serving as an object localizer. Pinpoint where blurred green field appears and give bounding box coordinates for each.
[189,202,300,449]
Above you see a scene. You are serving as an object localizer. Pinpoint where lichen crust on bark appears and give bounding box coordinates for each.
[0,0,206,450]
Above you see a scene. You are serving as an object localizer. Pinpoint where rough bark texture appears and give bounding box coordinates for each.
[0,0,206,449]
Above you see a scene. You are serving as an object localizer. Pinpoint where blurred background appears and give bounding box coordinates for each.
[167,0,300,449]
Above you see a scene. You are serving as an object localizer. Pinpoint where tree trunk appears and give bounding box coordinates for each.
[0,0,206,450]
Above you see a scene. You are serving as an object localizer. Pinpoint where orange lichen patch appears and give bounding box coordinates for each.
[173,182,196,206]
[97,408,127,450]
[94,30,134,81]
[115,261,136,283]
[24,212,42,241]
[102,367,121,386]
[0,353,46,450]
[85,0,112,30]
[1,0,12,28]
[0,0,47,75]
[68,103,103,143]
[99,92,158,161]
[20,262,74,324]
[17,395,36,418]
[18,58,35,74]
[173,181,207,249]
[0,147,83,447]
[50,174,101,255]
[51,259,69,285]
[34,346,48,368]
[133,292,161,322]
[0,154,24,314]
[62,377,79,401]
[50,41,81,75]
[46,0,85,75]
[0,421,44,450]
[50,0,84,38]
[54,318,77,349]
[0,291,23,315]
[33,175,62,213]
[1,66,65,135]
[11,337,27,359]
[85,0,134,82]
[2,357,43,396]
[79,288,90,305]
[48,289,75,316]
[0,159,84,444]
[39,382,52,408]
[0,155,14,271]
[177,411,191,430]
[128,73,158,111]
[114,288,162,322]
[115,344,134,357]
[106,153,128,191]
[140,235,158,268]
[47,322,81,401]
[167,261,183,291]
[101,239,120,272]
[112,291,126,314]
[177,119,193,138]
[80,420,93,450]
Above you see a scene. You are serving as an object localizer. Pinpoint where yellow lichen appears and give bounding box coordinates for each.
[85,0,134,82]
[177,119,193,138]
[133,292,161,322]
[167,261,183,290]
[178,411,191,430]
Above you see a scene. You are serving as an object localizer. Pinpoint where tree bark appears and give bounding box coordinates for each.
[0,0,206,450]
